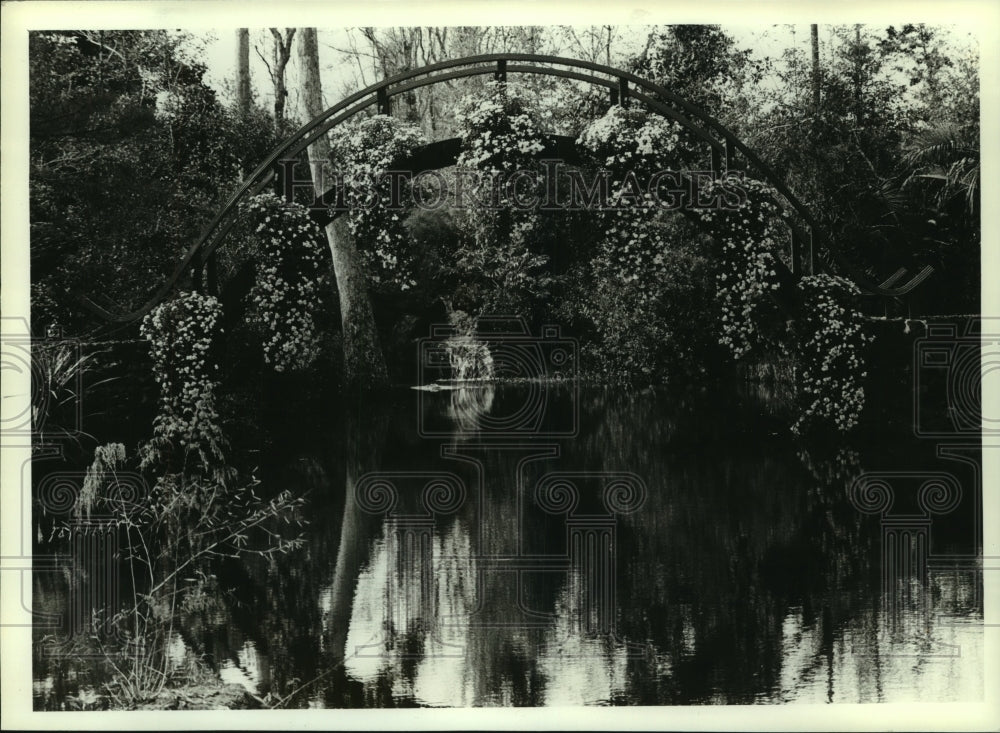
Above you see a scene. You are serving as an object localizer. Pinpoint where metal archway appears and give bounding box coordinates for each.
[79,53,933,325]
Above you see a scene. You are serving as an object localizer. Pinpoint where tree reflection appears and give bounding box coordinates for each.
[35,385,980,708]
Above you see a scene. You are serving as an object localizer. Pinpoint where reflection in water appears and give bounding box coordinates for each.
[448,385,496,435]
[33,385,983,708]
[342,519,477,706]
[536,570,631,706]
[220,640,268,692]
[776,582,984,703]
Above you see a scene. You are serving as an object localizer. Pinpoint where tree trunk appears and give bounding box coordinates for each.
[853,24,864,126]
[236,29,251,117]
[810,24,821,111]
[297,27,388,390]
[269,29,295,127]
[273,69,286,124]
[326,400,390,663]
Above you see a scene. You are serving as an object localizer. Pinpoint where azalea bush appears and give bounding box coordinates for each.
[242,193,326,372]
[566,107,724,383]
[697,177,788,359]
[452,82,552,317]
[456,81,548,176]
[578,106,685,293]
[330,115,427,291]
[788,274,873,435]
[692,178,872,434]
[139,290,226,474]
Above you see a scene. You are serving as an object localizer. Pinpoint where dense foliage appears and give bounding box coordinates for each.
[329,116,428,291]
[577,107,683,285]
[139,291,227,475]
[567,106,723,383]
[743,24,980,313]
[692,177,873,434]
[451,82,553,318]
[697,178,787,359]
[788,274,872,435]
[242,194,327,371]
[28,24,979,417]
[29,30,280,333]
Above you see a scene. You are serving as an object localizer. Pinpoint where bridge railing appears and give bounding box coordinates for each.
[79,54,933,330]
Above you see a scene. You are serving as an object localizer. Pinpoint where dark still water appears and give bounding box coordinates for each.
[33,383,984,707]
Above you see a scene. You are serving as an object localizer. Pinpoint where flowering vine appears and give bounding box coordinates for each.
[453,82,552,315]
[578,106,684,294]
[697,177,787,359]
[692,178,872,434]
[140,290,226,472]
[788,274,873,435]
[329,115,427,291]
[242,193,326,372]
[457,82,548,176]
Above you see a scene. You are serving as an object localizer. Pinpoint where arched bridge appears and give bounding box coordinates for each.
[80,53,933,327]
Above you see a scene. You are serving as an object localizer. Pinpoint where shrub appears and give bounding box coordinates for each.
[577,106,685,293]
[788,274,873,435]
[452,82,552,318]
[329,115,427,292]
[241,193,327,372]
[70,287,307,708]
[139,290,227,476]
[697,177,787,360]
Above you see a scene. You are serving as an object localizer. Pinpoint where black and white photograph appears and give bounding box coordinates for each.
[1,1,998,729]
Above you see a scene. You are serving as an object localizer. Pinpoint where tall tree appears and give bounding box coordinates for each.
[629,25,764,129]
[297,28,388,389]
[236,28,251,117]
[258,28,296,127]
[811,24,821,110]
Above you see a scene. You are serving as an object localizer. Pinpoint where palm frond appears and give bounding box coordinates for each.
[901,123,980,216]
[902,122,977,168]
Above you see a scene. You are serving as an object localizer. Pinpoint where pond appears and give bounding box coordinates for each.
[33,382,984,707]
